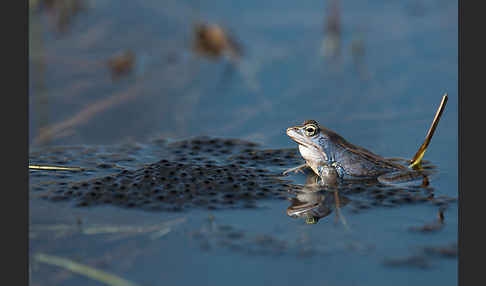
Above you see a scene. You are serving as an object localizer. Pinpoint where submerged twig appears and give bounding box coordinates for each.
[409,93,448,169]
[32,83,144,145]
[33,253,139,286]
[30,218,187,241]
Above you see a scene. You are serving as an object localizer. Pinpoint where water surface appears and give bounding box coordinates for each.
[29,0,457,285]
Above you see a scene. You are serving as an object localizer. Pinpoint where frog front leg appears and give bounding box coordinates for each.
[316,164,339,186]
[283,163,309,175]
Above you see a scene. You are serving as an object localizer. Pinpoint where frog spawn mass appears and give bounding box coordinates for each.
[30,137,456,214]
[30,137,302,211]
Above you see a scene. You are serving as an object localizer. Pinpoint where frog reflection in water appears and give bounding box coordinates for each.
[285,120,435,185]
[287,171,349,224]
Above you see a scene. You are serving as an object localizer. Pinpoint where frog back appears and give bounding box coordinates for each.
[322,126,405,178]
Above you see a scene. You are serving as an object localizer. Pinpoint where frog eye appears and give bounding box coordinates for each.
[304,125,317,136]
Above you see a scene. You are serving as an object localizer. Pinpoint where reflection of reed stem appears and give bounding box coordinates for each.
[334,191,350,231]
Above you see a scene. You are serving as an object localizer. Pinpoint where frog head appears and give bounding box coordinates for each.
[286,120,331,170]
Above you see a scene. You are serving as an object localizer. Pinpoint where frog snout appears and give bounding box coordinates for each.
[286,127,297,136]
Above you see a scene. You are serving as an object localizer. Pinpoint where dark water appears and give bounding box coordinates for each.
[29,0,457,285]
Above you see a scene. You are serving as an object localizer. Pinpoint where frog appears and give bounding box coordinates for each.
[284,95,448,185]
[284,119,433,185]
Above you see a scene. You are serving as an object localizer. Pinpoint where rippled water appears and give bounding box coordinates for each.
[29,0,457,285]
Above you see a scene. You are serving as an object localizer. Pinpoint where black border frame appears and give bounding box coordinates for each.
[459,0,485,285]
[6,0,28,285]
